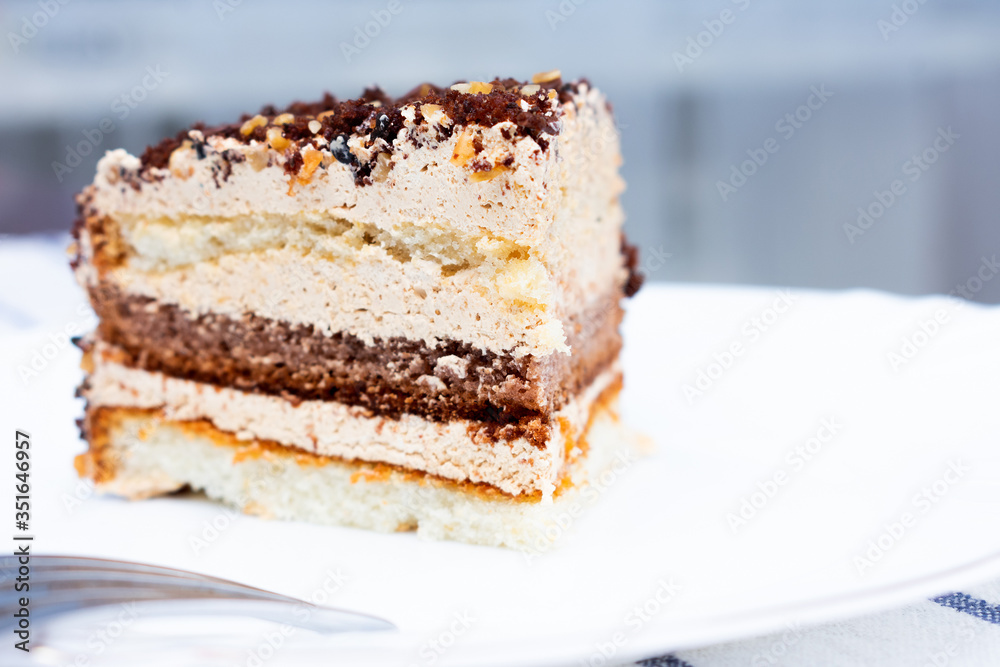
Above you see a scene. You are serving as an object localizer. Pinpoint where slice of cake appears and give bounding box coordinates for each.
[70,71,645,550]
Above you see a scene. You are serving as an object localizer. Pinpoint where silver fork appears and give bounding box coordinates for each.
[0,554,395,636]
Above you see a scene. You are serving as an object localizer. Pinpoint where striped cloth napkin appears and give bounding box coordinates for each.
[631,582,1000,666]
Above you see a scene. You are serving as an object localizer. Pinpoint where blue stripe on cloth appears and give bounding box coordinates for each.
[638,655,695,667]
[932,592,1000,625]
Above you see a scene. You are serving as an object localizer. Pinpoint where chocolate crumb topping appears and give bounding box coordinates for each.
[137,76,595,186]
[85,281,626,447]
[621,233,645,298]
[282,149,303,177]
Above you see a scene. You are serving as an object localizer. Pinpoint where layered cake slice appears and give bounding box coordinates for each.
[71,71,645,549]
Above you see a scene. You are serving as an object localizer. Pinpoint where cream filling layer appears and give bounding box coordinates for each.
[105,241,570,357]
[84,342,621,498]
[78,85,628,359]
[99,196,625,357]
[87,85,620,251]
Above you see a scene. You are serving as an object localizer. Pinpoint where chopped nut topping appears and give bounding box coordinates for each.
[138,76,588,176]
[469,164,510,183]
[371,152,392,183]
[246,145,269,171]
[296,146,323,184]
[266,127,291,151]
[240,114,267,136]
[547,89,557,100]
[168,141,194,179]
[419,103,452,127]
[450,129,476,167]
[532,69,561,84]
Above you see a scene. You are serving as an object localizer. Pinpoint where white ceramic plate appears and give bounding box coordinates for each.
[4,283,1000,666]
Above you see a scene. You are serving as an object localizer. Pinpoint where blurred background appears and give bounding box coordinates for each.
[2,0,1000,301]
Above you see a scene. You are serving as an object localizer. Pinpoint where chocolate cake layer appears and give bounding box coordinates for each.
[87,283,624,425]
[78,342,623,486]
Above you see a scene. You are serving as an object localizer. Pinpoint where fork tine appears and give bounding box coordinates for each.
[35,598,391,634]
[0,555,395,635]
[26,555,228,579]
[21,571,296,599]
[5,557,299,603]
[12,555,284,590]
[5,585,286,613]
